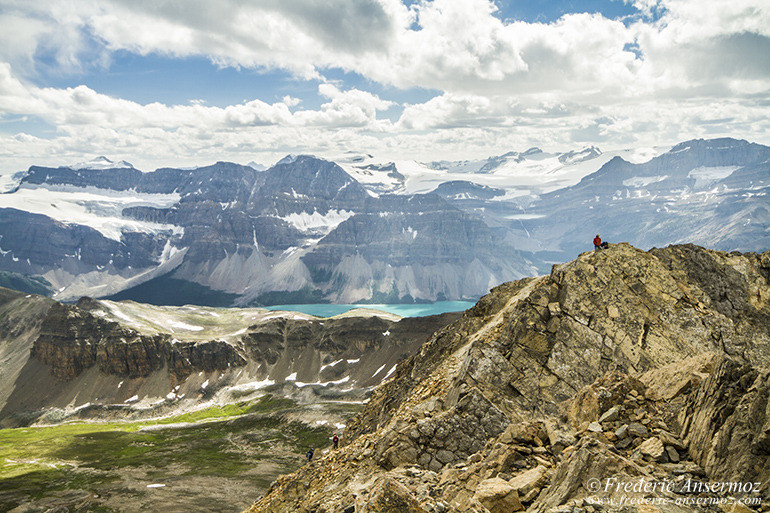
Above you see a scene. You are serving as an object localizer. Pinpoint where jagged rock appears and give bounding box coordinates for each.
[638,437,666,462]
[473,478,523,513]
[656,429,686,450]
[567,372,645,429]
[640,351,719,401]
[499,421,547,446]
[359,477,427,513]
[545,422,576,455]
[244,244,770,513]
[508,465,548,499]
[598,405,619,423]
[678,357,770,501]
[529,438,639,513]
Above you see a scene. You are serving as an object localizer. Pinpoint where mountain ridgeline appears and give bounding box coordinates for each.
[0,287,461,427]
[246,243,770,513]
[0,155,530,305]
[0,137,768,306]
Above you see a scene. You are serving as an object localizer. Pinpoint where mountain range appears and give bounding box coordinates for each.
[0,137,767,306]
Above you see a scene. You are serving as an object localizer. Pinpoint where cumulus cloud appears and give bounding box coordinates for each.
[0,0,768,171]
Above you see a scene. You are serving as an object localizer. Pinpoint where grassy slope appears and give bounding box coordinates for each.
[0,395,361,513]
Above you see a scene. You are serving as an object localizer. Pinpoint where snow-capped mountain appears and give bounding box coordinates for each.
[71,156,135,170]
[0,155,533,304]
[0,138,766,305]
[335,145,665,198]
[505,138,770,265]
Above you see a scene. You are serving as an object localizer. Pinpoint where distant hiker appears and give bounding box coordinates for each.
[306,448,314,462]
[593,234,602,252]
[332,434,339,449]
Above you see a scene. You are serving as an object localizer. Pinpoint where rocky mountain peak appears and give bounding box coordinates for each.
[256,155,370,203]
[558,146,602,165]
[246,243,770,512]
[70,156,135,170]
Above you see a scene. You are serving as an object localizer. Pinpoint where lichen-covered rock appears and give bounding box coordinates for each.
[244,244,770,513]
[679,357,770,501]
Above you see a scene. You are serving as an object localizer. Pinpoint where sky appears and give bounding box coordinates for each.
[0,0,768,171]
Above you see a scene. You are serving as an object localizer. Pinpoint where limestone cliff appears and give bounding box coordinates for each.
[246,243,770,513]
[0,291,459,426]
[30,301,245,381]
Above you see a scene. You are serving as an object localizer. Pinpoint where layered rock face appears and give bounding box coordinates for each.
[1,289,461,425]
[30,301,246,381]
[246,243,770,513]
[4,155,529,303]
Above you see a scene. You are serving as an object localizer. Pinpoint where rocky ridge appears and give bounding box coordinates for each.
[0,290,460,426]
[246,243,770,513]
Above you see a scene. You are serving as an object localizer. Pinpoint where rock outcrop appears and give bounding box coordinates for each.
[1,289,460,425]
[245,243,770,513]
[30,301,246,381]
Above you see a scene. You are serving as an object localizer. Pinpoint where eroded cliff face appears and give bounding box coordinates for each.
[30,301,245,381]
[0,292,459,426]
[246,243,770,513]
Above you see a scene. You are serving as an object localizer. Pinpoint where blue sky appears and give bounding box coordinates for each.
[0,0,767,171]
[27,1,640,108]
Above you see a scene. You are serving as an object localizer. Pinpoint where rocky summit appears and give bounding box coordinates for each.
[245,243,770,513]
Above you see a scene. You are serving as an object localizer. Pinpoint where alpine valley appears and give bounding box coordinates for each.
[0,138,769,513]
[0,137,767,306]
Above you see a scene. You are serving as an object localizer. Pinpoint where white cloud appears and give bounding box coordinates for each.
[0,0,768,171]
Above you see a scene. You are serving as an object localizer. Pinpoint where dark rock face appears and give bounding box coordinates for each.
[250,155,369,209]
[23,165,143,191]
[30,302,246,381]
[679,358,770,492]
[238,312,461,386]
[0,208,161,272]
[303,195,499,268]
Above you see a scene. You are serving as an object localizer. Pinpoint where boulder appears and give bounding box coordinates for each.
[639,437,666,462]
[473,478,523,513]
[508,465,548,499]
[359,477,427,513]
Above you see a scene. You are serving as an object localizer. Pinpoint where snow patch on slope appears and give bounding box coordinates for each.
[279,209,355,235]
[0,184,182,240]
[70,156,135,170]
[688,166,739,187]
[622,175,668,187]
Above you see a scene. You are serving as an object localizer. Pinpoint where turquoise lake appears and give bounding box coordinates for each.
[264,301,476,318]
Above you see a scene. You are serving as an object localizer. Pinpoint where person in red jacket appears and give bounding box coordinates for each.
[593,234,602,252]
